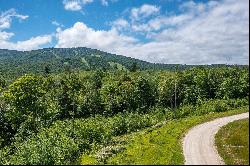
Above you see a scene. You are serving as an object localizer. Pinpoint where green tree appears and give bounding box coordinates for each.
[0,100,15,147]
[77,83,103,116]
[134,76,157,112]
[90,69,104,89]
[158,76,175,108]
[57,73,82,119]
[0,76,6,92]
[44,65,51,75]
[129,62,139,72]
[217,67,249,99]
[3,74,46,131]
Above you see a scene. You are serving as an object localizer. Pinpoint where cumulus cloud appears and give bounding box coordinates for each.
[0,34,52,51]
[63,0,116,11]
[63,0,93,11]
[64,1,82,11]
[55,22,136,53]
[57,0,249,64]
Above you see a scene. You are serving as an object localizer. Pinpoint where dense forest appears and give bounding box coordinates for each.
[0,47,246,83]
[0,56,249,164]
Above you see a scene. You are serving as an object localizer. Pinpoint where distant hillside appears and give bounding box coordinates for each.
[0,47,246,79]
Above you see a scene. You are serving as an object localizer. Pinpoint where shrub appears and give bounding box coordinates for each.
[0,110,162,165]
[3,74,46,133]
[0,101,15,148]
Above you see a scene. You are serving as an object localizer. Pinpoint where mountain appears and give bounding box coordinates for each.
[0,47,244,80]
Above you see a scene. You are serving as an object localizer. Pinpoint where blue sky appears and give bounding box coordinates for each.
[0,0,249,64]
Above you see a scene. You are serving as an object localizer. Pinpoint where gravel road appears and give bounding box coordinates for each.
[183,112,249,165]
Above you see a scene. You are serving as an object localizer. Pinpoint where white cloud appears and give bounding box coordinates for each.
[111,4,162,33]
[55,22,136,53]
[52,20,60,26]
[63,0,114,11]
[55,0,249,65]
[0,35,52,51]
[99,0,118,6]
[52,20,64,27]
[128,13,194,33]
[124,0,249,64]
[0,31,14,41]
[180,0,219,14]
[63,0,93,11]
[63,0,82,11]
[0,8,28,30]
[111,18,129,31]
[147,14,194,31]
[131,4,160,21]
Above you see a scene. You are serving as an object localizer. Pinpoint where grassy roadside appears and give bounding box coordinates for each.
[215,118,249,165]
[81,107,248,165]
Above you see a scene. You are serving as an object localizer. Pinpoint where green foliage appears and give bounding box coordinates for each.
[134,76,157,112]
[216,67,249,99]
[0,66,249,165]
[76,83,103,116]
[90,69,104,89]
[129,62,139,72]
[100,74,136,115]
[100,75,157,114]
[180,67,249,104]
[0,76,6,92]
[0,101,15,148]
[0,98,248,164]
[3,74,46,132]
[158,75,177,108]
[0,67,248,142]
[44,65,51,75]
[0,111,163,165]
[181,68,212,104]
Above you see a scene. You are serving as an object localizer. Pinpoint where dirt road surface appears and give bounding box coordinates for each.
[183,112,249,165]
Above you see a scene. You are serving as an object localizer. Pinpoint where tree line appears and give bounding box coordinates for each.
[0,66,248,147]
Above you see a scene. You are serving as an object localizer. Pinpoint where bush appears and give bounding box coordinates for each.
[173,105,195,119]
[0,110,163,165]
[157,76,176,108]
[3,74,47,137]
[0,101,15,148]
[0,76,6,92]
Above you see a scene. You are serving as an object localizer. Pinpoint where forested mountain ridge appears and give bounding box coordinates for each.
[0,47,247,81]
[0,47,173,72]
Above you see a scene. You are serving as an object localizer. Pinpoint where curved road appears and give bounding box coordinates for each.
[183,112,249,165]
